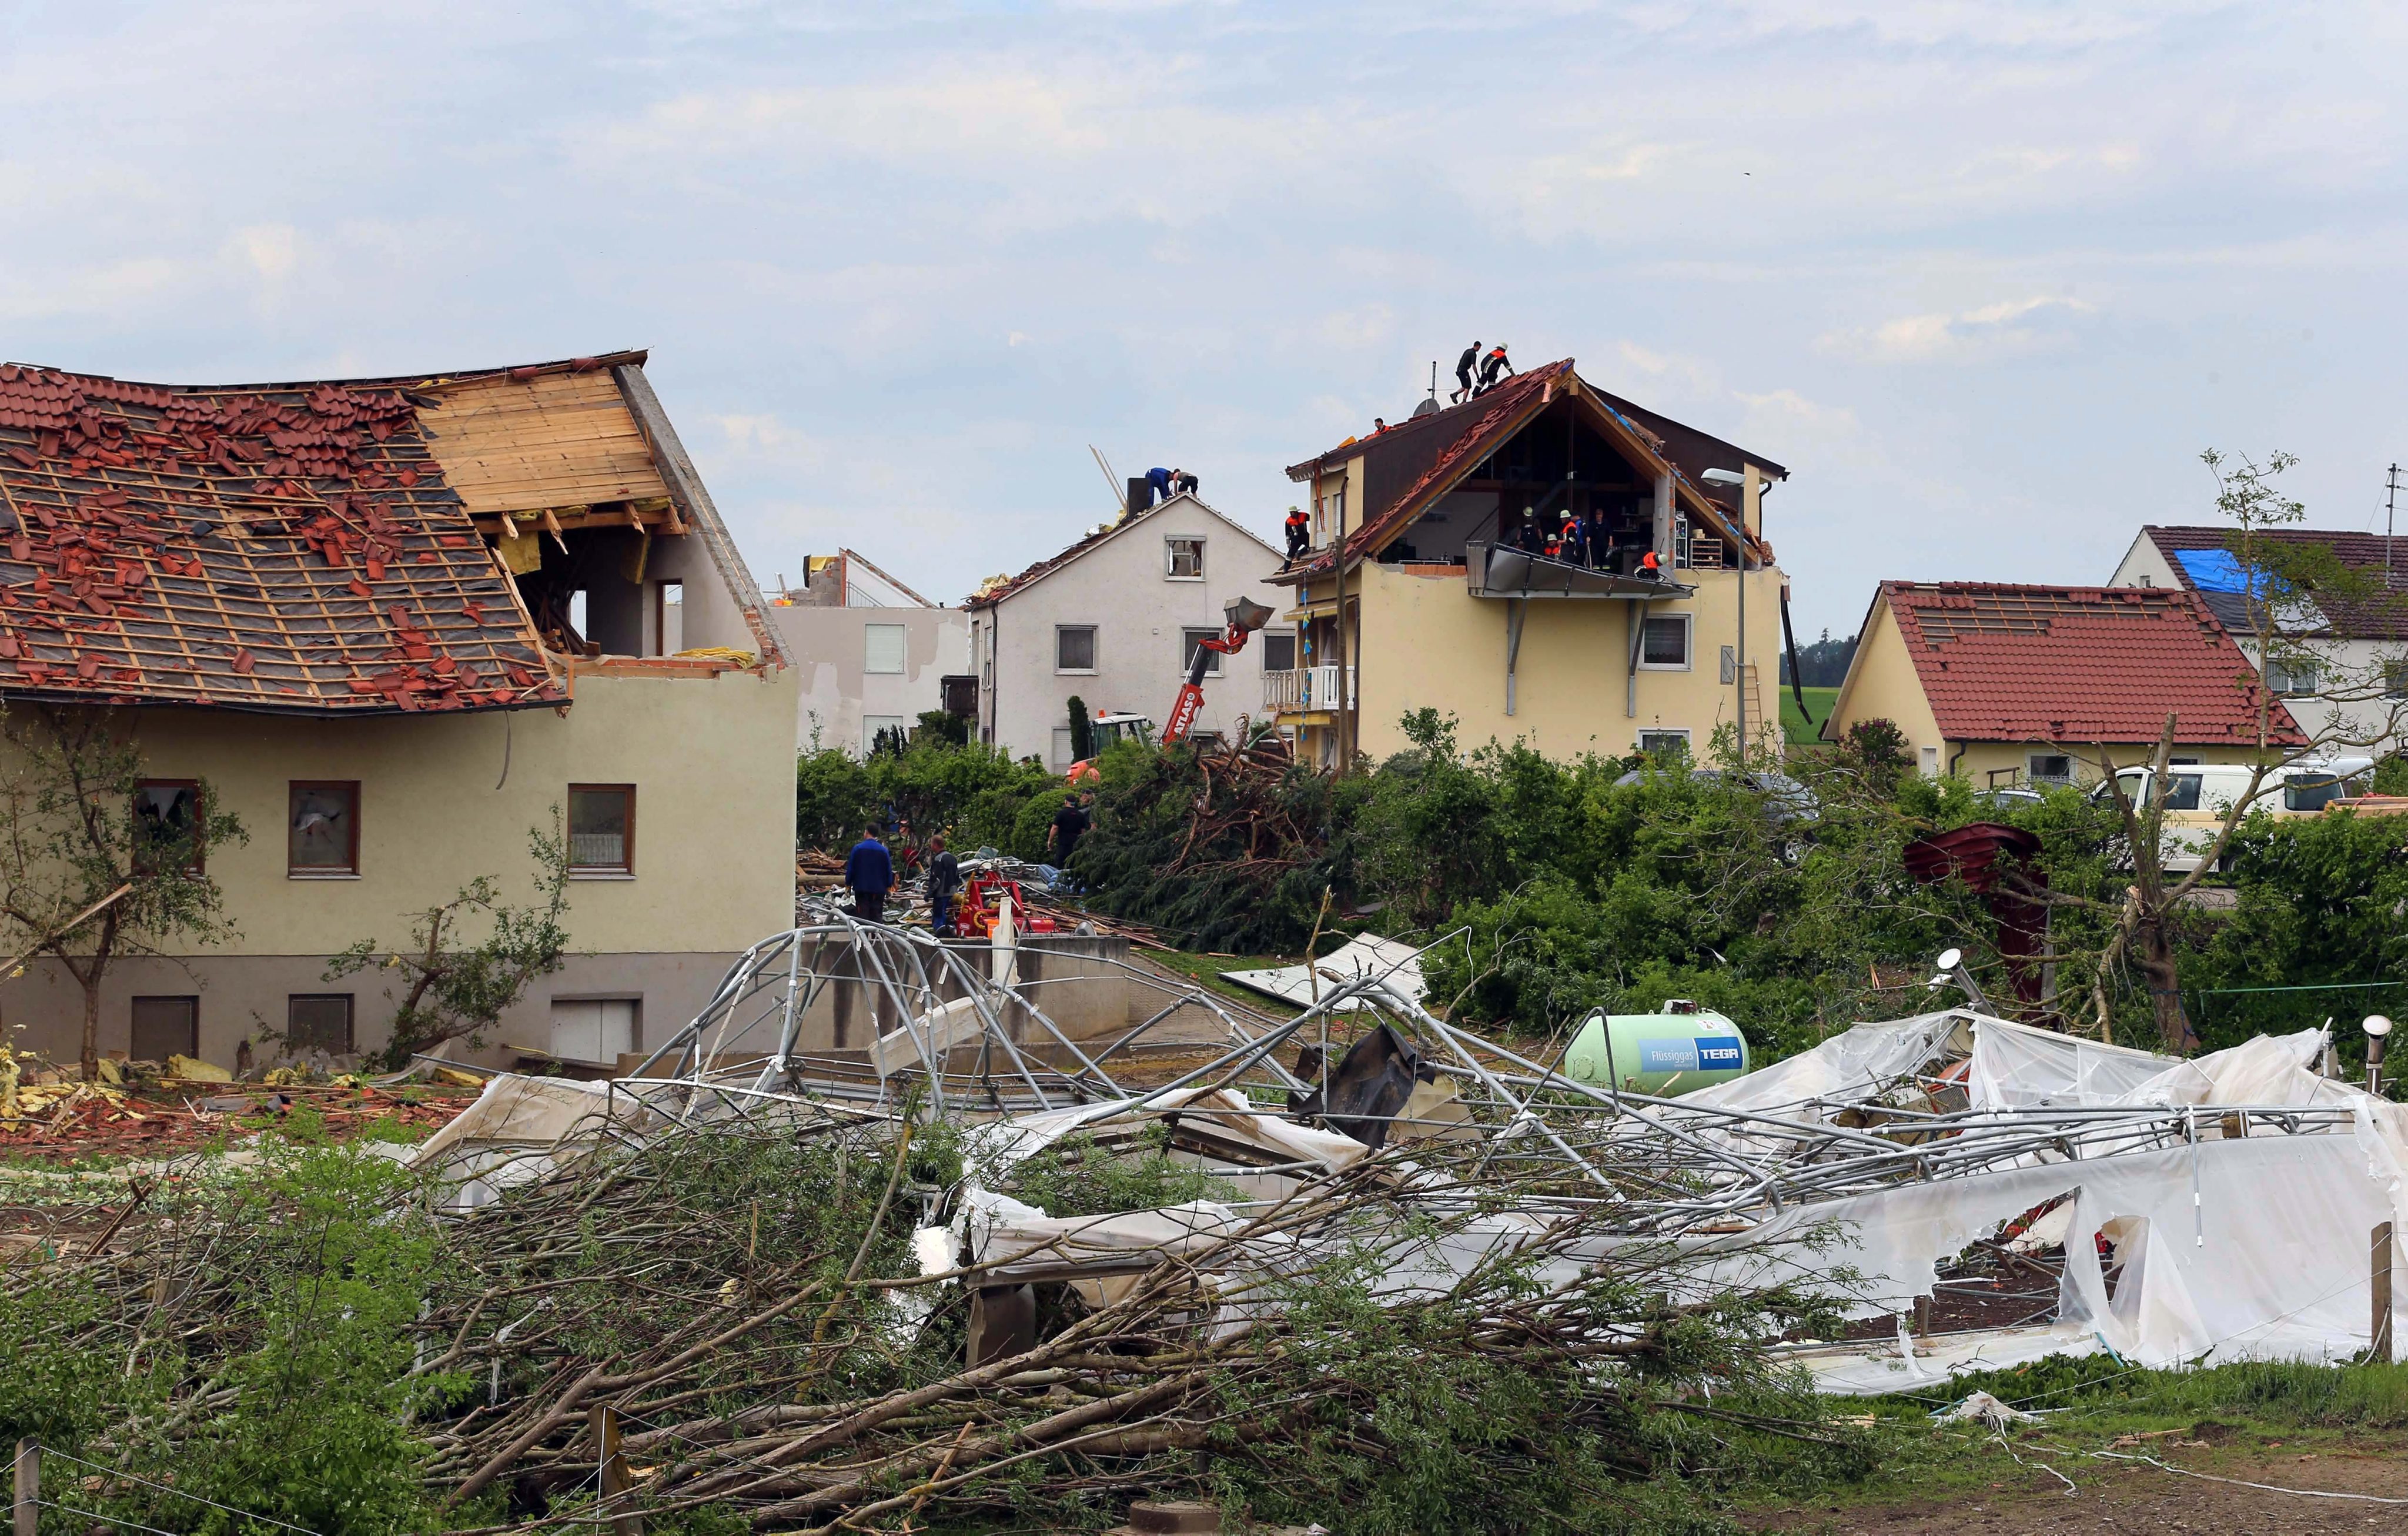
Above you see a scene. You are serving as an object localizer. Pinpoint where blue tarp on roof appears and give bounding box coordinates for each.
[2174,547,2252,594]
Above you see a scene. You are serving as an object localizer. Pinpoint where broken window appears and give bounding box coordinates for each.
[2027,753,2073,785]
[1638,615,1690,669]
[133,780,204,875]
[1165,537,1205,580]
[1056,626,1097,673]
[1181,628,1223,676]
[568,785,635,875]
[864,623,907,675]
[131,996,198,1063]
[287,994,354,1055]
[289,782,360,876]
[1262,632,1297,672]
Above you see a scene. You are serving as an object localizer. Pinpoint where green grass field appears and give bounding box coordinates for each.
[1782,684,1839,746]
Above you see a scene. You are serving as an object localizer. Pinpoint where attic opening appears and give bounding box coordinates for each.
[490,501,694,659]
[1369,395,1742,576]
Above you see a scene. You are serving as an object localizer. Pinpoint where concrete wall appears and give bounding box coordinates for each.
[1,665,799,1070]
[775,604,968,756]
[1329,559,1785,763]
[972,497,1286,766]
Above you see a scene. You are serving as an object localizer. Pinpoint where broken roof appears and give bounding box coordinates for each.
[1278,359,1785,582]
[0,351,773,715]
[965,492,1277,608]
[2136,525,2408,642]
[1837,581,2305,747]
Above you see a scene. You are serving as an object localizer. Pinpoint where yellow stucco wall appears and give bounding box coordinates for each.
[1350,560,1785,760]
[99,665,799,958]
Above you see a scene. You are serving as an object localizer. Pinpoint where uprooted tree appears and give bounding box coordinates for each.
[329,813,570,1068]
[0,704,246,1080]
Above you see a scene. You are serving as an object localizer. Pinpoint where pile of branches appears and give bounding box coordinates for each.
[0,1107,1870,1535]
[1078,731,1340,952]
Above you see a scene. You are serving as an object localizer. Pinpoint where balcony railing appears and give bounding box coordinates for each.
[1262,665,1354,714]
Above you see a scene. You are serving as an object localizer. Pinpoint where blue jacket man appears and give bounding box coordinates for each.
[845,825,894,925]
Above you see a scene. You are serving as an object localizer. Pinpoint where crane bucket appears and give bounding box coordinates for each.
[1224,596,1275,633]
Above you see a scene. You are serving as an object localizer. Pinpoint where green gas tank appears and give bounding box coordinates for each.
[1562,1003,1750,1096]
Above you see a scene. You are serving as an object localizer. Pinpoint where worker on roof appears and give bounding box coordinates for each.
[1473,344,1514,397]
[1516,509,1545,555]
[1581,507,1611,569]
[1372,417,1389,435]
[1283,505,1310,565]
[1450,340,1481,404]
[1640,546,1665,583]
[1170,468,1198,497]
[1556,512,1587,566]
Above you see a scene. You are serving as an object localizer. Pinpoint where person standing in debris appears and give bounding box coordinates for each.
[1046,793,1090,875]
[1284,505,1310,564]
[1450,340,1481,404]
[1170,468,1198,497]
[845,823,894,925]
[925,834,961,937]
[1474,343,1514,396]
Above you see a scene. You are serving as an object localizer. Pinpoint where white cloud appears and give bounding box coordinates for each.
[1818,295,2096,364]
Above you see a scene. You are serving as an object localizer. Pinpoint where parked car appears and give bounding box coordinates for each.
[2093,757,2375,872]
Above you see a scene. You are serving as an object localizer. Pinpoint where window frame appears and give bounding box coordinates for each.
[566,783,637,878]
[863,622,908,675]
[1180,627,1225,676]
[286,994,356,1056]
[1050,726,1076,770]
[2266,655,2320,697]
[1637,729,1691,760]
[1164,536,1206,582]
[133,779,206,876]
[1637,614,1693,670]
[287,780,362,878]
[1054,625,1098,675]
[2027,752,2074,786]
[862,714,907,754]
[1260,631,1297,672]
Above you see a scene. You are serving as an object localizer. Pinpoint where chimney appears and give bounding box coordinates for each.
[1126,476,1154,517]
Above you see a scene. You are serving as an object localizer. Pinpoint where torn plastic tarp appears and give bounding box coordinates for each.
[407,1073,658,1210]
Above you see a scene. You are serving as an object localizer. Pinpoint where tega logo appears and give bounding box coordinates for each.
[1697,1038,1744,1068]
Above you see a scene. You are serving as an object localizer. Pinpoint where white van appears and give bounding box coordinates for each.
[2095,757,2375,872]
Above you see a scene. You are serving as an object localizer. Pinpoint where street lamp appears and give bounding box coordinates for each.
[1927,947,1995,1014]
[2366,1015,2393,1096]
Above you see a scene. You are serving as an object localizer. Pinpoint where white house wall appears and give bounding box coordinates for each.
[775,605,969,755]
[975,500,1285,766]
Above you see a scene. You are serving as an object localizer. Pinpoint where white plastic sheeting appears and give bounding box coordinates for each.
[1221,934,1428,1011]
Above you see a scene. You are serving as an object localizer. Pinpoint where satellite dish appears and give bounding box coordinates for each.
[1935,948,1964,971]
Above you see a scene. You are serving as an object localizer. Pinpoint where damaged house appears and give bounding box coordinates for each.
[1273,360,1790,766]
[771,549,971,756]
[0,352,797,1070]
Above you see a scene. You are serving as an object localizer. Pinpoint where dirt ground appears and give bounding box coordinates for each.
[1752,1442,2408,1534]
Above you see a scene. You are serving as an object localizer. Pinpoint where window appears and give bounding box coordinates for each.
[1718,645,1736,685]
[2266,656,2319,696]
[1919,745,1940,780]
[2028,753,2074,785]
[1181,628,1224,676]
[2285,774,2348,813]
[655,580,684,656]
[133,780,204,874]
[864,623,907,674]
[1638,730,1690,760]
[1055,626,1097,673]
[2161,773,2204,812]
[1051,727,1076,770]
[287,995,354,1055]
[288,782,360,876]
[567,784,635,875]
[1262,632,1297,672]
[550,999,640,1064]
[567,588,590,640]
[863,714,907,754]
[2387,660,2408,700]
[130,996,198,1063]
[1638,615,1691,669]
[1315,487,1345,543]
[1165,536,1205,580]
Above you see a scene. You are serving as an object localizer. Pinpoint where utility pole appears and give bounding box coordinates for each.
[2388,463,2400,588]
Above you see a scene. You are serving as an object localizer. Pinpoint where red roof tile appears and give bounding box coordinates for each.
[0,362,569,714]
[2141,525,2408,641]
[1880,581,2306,746]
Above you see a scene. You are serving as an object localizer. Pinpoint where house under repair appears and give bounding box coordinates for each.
[0,353,797,1070]
[1273,360,1790,765]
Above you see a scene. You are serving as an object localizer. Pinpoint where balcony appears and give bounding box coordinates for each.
[1263,665,1354,714]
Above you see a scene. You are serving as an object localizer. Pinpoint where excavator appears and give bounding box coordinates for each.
[1065,594,1275,784]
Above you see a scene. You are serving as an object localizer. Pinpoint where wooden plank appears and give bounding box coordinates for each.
[2376,1221,2394,1364]
[14,1437,36,1536]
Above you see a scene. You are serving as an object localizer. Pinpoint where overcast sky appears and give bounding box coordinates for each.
[5,1,2403,635]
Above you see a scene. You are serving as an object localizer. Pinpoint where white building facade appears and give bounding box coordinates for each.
[968,495,1287,767]
[771,550,971,756]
